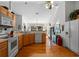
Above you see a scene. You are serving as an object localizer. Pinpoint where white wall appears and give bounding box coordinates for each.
[65,1,76,21]
[75,1,79,9]
[0,1,9,8]
[50,1,79,26]
[65,1,79,21]
[50,1,65,26]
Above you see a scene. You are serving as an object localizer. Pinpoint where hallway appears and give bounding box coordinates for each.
[16,43,78,57]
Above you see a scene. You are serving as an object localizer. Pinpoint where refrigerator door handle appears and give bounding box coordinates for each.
[65,32,68,35]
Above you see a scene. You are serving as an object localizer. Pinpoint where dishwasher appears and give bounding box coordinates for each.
[35,32,42,43]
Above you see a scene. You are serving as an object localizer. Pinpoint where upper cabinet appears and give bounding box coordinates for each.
[12,13,16,29]
[0,6,8,16]
[7,11,13,19]
[0,6,16,28]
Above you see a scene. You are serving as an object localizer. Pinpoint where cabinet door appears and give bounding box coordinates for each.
[42,33,46,43]
[30,33,35,44]
[7,11,13,19]
[32,33,35,44]
[0,6,8,16]
[0,41,8,57]
[18,35,23,50]
[0,47,8,57]
[18,38,21,50]
[23,34,30,46]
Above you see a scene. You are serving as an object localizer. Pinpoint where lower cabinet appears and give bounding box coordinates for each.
[18,35,23,50]
[0,41,8,57]
[30,33,35,44]
[42,33,46,43]
[23,33,35,46]
[22,32,46,46]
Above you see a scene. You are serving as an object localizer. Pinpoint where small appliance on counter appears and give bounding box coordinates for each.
[9,30,14,37]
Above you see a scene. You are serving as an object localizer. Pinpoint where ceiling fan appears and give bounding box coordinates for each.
[24,1,54,10]
[45,1,54,9]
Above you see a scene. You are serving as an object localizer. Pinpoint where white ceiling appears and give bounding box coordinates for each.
[10,1,51,23]
[0,1,54,24]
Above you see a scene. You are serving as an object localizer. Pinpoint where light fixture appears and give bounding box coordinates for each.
[25,2,27,5]
[45,1,54,9]
[35,12,39,15]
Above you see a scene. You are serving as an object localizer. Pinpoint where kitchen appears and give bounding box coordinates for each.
[0,1,79,57]
[0,1,47,57]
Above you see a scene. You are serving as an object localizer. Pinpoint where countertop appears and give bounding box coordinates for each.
[0,39,8,43]
[26,31,46,34]
[15,31,46,35]
[16,32,24,36]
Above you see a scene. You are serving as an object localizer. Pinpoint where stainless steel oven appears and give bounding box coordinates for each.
[8,36,18,57]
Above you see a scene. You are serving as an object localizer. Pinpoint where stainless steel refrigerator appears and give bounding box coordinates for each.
[63,20,79,55]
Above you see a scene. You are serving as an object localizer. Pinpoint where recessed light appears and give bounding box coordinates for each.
[25,2,27,5]
[36,12,39,15]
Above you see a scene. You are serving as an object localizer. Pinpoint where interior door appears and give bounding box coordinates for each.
[64,22,70,48]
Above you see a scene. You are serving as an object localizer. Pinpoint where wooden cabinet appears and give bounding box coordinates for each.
[0,40,8,57]
[23,34,30,46]
[7,12,16,28]
[0,6,8,16]
[18,33,35,49]
[23,33,35,46]
[12,14,16,20]
[7,11,13,19]
[42,33,46,43]
[30,33,35,44]
[0,6,16,29]
[18,35,23,50]
[0,6,16,20]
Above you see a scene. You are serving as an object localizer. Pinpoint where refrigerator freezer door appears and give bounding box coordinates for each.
[64,22,70,48]
[70,20,79,53]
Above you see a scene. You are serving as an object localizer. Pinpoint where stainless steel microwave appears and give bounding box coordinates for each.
[0,14,13,26]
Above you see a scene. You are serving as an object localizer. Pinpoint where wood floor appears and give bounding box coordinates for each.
[16,43,78,57]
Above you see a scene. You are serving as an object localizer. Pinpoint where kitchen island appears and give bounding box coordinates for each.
[17,31,46,46]
[23,31,46,45]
